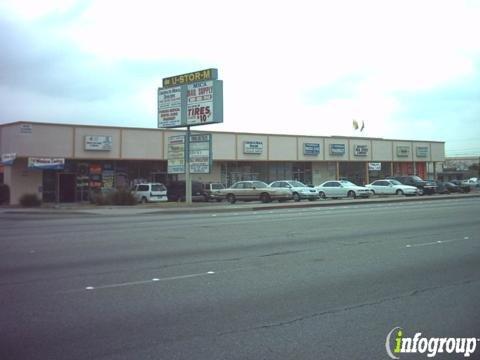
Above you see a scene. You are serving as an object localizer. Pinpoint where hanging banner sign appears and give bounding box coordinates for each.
[368,162,382,171]
[1,153,16,165]
[28,157,65,170]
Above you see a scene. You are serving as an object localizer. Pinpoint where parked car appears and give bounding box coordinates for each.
[387,176,437,195]
[132,183,168,203]
[462,177,479,188]
[166,181,205,202]
[220,180,293,204]
[450,180,471,193]
[202,182,226,202]
[269,180,319,201]
[315,180,371,199]
[365,179,418,196]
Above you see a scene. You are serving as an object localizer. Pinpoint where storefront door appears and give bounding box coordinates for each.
[59,173,76,202]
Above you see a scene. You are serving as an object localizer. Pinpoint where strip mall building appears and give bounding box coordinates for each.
[0,121,445,205]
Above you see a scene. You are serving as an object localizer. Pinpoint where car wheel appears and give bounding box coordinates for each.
[216,198,222,202]
[141,197,148,204]
[227,194,236,204]
[347,190,356,199]
[370,190,375,195]
[260,193,271,203]
[396,189,404,196]
[319,191,326,199]
[308,198,315,201]
[292,192,301,202]
[203,194,210,202]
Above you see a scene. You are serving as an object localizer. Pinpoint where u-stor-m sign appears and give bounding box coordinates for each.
[158,69,223,128]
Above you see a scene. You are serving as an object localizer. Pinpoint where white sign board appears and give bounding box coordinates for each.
[85,135,113,151]
[158,86,183,128]
[368,162,382,171]
[244,141,263,154]
[167,135,186,174]
[1,153,16,165]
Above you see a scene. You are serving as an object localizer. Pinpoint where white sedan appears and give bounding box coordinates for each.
[365,179,418,196]
[315,180,371,199]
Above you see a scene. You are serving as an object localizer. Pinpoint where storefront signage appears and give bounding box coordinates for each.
[354,144,368,156]
[186,81,223,126]
[189,134,212,174]
[162,68,218,88]
[368,162,382,171]
[167,135,186,174]
[416,146,429,158]
[158,69,223,128]
[85,135,112,151]
[397,146,410,157]
[329,144,345,155]
[244,141,263,154]
[20,123,32,135]
[303,143,320,156]
[1,153,16,165]
[158,86,183,128]
[28,157,65,170]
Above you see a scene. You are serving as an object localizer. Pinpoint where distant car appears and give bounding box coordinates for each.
[450,180,471,193]
[132,183,168,203]
[166,181,205,202]
[315,180,371,199]
[269,180,319,201]
[387,176,437,195]
[202,182,226,202]
[220,181,293,204]
[462,177,479,188]
[365,179,418,196]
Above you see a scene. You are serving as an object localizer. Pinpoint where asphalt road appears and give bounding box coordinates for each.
[1,197,479,359]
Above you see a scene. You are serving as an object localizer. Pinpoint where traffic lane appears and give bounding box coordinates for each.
[1,215,479,359]
[0,198,478,289]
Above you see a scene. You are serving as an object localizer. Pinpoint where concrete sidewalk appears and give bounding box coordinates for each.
[1,192,479,216]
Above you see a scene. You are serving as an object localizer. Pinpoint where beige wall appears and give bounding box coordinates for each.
[371,140,393,161]
[74,127,121,159]
[268,136,297,161]
[3,158,43,205]
[1,123,73,157]
[212,133,236,160]
[122,129,163,159]
[430,142,445,162]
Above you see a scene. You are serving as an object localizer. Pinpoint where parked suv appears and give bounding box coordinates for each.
[132,183,168,203]
[387,176,436,195]
[202,182,226,202]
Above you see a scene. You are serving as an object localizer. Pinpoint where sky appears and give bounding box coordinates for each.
[0,0,479,156]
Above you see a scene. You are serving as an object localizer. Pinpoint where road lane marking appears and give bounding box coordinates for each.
[405,237,472,248]
[82,271,215,291]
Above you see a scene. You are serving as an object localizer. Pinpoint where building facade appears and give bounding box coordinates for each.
[0,122,445,205]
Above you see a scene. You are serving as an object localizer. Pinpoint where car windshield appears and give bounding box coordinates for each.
[211,183,225,189]
[340,181,357,187]
[411,176,423,181]
[290,181,306,187]
[390,180,402,185]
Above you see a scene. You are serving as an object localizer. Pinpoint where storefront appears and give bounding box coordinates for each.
[0,121,445,204]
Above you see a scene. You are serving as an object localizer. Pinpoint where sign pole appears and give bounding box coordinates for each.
[185,126,192,205]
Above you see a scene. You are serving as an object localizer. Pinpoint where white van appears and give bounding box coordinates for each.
[132,183,168,203]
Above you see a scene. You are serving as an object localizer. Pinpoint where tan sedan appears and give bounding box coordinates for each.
[221,181,293,204]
